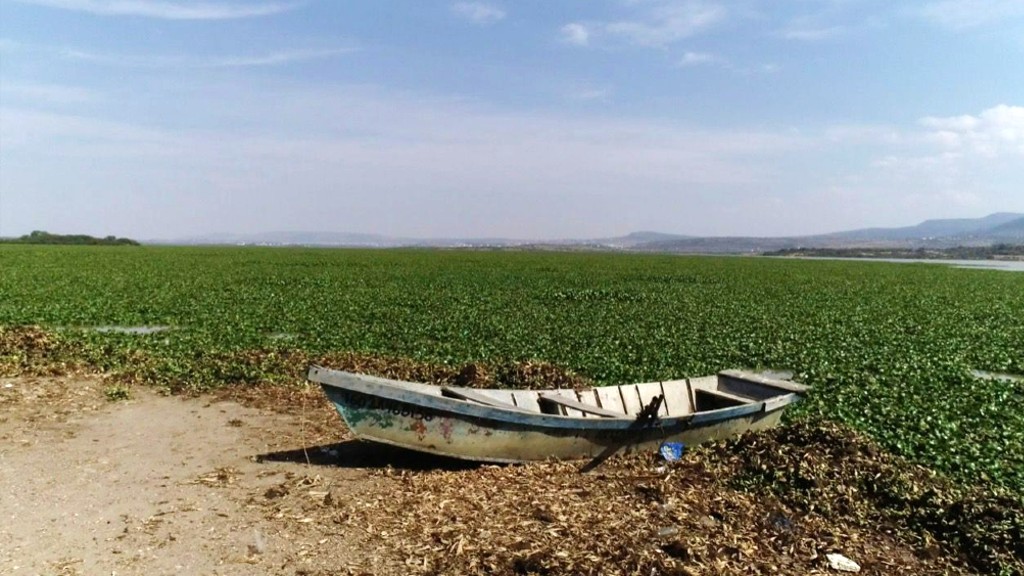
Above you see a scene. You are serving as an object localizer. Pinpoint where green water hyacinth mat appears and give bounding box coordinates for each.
[0,245,1022,492]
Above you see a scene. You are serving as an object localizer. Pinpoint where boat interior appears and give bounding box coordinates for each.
[433,371,800,419]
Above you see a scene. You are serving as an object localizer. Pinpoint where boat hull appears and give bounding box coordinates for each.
[321,383,788,463]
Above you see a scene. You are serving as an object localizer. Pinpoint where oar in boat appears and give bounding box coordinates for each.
[578,394,664,473]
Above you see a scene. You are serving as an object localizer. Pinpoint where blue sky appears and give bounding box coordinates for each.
[1,0,1022,240]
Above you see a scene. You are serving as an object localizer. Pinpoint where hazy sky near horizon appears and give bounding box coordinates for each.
[1,1,1023,240]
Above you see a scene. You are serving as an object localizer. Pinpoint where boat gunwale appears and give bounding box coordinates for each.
[308,366,802,432]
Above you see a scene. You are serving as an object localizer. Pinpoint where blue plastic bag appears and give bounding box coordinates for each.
[659,441,685,462]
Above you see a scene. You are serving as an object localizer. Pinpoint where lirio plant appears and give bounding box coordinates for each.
[0,245,1021,491]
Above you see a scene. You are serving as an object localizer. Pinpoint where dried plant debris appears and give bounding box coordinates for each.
[0,325,88,377]
[196,466,241,486]
[709,422,1024,575]
[0,376,108,428]
[252,422,1021,576]
[305,354,589,391]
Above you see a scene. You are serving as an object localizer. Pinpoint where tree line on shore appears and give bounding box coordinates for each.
[0,230,140,246]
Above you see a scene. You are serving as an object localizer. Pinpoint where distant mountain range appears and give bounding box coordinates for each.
[630,212,1024,253]
[159,212,1024,253]
[818,212,1024,242]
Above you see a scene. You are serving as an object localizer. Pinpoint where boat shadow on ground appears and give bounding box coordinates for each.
[255,439,483,471]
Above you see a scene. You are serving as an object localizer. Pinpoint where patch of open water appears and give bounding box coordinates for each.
[87,326,173,335]
[971,369,1024,382]
[781,257,1024,272]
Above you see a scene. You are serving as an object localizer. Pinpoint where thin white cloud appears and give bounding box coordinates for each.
[207,48,358,67]
[772,0,883,44]
[6,95,1021,239]
[450,2,505,26]
[780,25,847,41]
[678,51,717,66]
[824,125,902,145]
[920,104,1024,156]
[561,1,726,49]
[0,82,811,238]
[560,23,590,46]
[918,0,1024,29]
[0,82,99,105]
[673,51,776,75]
[849,105,1024,219]
[606,2,726,47]
[724,61,779,76]
[63,46,356,68]
[832,105,1024,167]
[564,85,612,102]
[11,0,299,20]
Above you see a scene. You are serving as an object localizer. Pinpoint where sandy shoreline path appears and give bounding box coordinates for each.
[0,377,381,576]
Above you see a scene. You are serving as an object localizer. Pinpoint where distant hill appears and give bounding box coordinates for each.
[629,212,1024,253]
[823,212,1024,242]
[160,212,1024,253]
[586,231,692,249]
[987,216,1024,239]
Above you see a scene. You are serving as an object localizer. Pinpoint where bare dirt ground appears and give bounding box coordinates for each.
[1,376,1016,576]
[0,376,394,576]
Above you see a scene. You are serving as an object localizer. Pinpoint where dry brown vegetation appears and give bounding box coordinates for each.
[244,414,1021,575]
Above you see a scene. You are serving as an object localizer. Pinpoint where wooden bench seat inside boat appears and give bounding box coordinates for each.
[694,388,750,411]
[717,369,808,400]
[441,387,530,412]
[538,393,626,418]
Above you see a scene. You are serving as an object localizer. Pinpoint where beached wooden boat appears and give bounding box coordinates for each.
[308,366,807,464]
